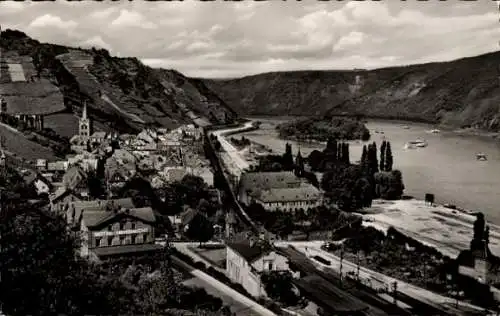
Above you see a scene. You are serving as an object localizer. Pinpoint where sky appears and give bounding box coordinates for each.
[0,0,499,78]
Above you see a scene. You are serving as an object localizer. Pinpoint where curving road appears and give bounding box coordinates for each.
[210,122,254,177]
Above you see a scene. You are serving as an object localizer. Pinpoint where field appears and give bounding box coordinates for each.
[43,113,79,138]
[0,123,57,161]
[7,63,25,82]
[0,79,65,115]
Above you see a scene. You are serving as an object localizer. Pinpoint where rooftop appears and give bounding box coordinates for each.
[227,240,273,263]
[239,171,302,193]
[82,206,156,228]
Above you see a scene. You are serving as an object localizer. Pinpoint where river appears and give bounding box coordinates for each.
[237,117,500,225]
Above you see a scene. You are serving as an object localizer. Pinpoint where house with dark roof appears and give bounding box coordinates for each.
[61,165,88,197]
[49,187,84,214]
[77,202,161,259]
[226,239,292,297]
[66,197,136,227]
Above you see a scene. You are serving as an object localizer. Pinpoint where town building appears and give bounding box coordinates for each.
[238,171,323,212]
[226,239,292,297]
[61,165,89,198]
[78,203,161,259]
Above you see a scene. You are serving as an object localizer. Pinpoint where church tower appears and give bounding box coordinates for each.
[79,102,91,138]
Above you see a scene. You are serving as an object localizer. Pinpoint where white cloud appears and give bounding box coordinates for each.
[29,14,77,30]
[80,36,112,52]
[333,31,365,52]
[111,9,157,30]
[90,7,118,20]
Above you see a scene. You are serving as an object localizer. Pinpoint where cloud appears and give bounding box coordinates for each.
[29,14,77,30]
[80,36,113,52]
[110,9,157,29]
[334,31,365,52]
[1,1,497,78]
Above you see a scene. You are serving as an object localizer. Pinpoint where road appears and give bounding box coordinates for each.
[284,243,491,315]
[211,121,254,177]
[171,256,277,316]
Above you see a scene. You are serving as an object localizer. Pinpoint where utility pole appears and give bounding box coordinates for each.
[392,281,398,305]
[356,250,361,281]
[339,244,344,284]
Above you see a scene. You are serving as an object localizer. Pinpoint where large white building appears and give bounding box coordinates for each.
[238,171,323,212]
[226,240,292,297]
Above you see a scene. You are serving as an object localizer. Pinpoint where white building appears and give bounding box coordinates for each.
[226,240,292,297]
[255,185,323,212]
[238,171,323,212]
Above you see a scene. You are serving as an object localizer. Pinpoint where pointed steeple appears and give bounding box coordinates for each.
[82,101,88,120]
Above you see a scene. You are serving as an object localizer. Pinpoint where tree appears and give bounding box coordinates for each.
[384,142,393,172]
[337,143,342,162]
[186,213,214,245]
[374,170,405,200]
[307,150,324,171]
[261,271,300,306]
[380,140,387,171]
[361,145,367,166]
[283,143,294,170]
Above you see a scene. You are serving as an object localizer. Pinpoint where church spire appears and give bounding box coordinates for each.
[82,101,87,120]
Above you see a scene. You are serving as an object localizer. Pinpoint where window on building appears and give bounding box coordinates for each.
[119,221,124,230]
[132,235,137,244]
[131,222,136,230]
[263,260,274,271]
[108,236,113,246]
[119,236,125,245]
[96,237,102,247]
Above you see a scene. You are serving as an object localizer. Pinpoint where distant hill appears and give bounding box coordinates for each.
[0,28,238,160]
[204,51,500,131]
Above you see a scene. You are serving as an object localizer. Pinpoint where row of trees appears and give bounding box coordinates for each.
[318,138,404,211]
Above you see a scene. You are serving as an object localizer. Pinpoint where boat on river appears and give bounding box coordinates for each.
[476,153,487,161]
[405,139,428,149]
[429,129,441,134]
[402,125,410,129]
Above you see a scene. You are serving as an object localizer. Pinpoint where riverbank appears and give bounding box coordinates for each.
[357,199,500,259]
[245,115,500,141]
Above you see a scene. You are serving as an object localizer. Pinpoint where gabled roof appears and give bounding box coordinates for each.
[62,165,87,189]
[67,198,135,223]
[239,171,302,193]
[50,187,83,203]
[82,207,156,228]
[227,241,274,263]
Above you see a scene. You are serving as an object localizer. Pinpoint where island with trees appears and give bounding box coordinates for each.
[276,117,371,143]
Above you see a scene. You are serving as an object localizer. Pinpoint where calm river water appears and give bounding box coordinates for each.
[238,117,500,225]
